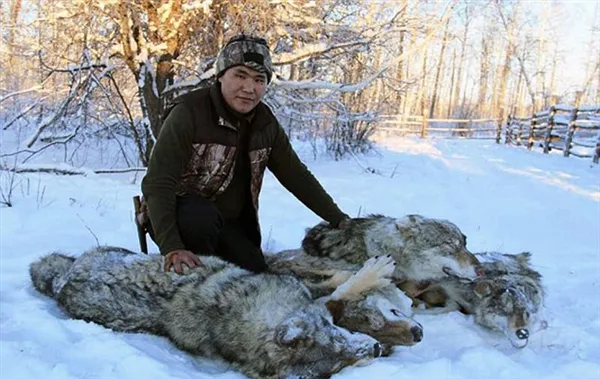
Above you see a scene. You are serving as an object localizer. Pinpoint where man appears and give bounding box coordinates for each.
[141,34,348,275]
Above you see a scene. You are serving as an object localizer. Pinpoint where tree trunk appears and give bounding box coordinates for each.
[496,40,512,121]
[6,0,22,91]
[596,60,600,104]
[418,50,428,115]
[535,1,548,110]
[403,31,417,115]
[290,39,298,81]
[395,30,405,110]
[477,34,490,116]
[548,49,558,102]
[429,16,450,118]
[511,68,523,116]
[453,9,471,118]
[447,49,457,118]
[394,0,408,110]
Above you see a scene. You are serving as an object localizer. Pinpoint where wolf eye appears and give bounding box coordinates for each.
[390,309,404,317]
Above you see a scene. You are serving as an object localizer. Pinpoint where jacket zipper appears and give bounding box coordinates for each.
[208,117,239,199]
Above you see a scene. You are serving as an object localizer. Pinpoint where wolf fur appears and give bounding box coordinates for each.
[411,251,546,348]
[302,214,482,282]
[266,249,423,352]
[29,246,397,379]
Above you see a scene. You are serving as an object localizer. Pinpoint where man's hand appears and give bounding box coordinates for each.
[333,215,351,229]
[136,198,149,227]
[164,249,203,274]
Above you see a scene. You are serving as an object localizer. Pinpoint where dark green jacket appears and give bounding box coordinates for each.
[141,84,347,255]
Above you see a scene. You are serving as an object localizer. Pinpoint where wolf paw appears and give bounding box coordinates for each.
[331,255,395,300]
[361,255,396,279]
[354,255,395,290]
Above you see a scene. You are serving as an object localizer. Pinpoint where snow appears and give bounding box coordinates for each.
[1,136,599,379]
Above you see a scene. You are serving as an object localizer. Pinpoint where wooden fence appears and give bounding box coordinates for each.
[505,105,600,163]
[377,115,503,141]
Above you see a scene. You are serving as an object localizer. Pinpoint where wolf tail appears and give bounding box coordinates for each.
[29,253,75,298]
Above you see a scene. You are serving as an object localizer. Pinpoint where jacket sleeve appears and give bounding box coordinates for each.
[141,104,195,255]
[267,122,348,226]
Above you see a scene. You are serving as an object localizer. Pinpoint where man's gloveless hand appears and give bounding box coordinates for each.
[164,249,203,274]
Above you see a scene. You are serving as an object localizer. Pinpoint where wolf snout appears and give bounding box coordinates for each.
[475,266,485,277]
[373,342,382,358]
[516,328,529,340]
[411,325,423,342]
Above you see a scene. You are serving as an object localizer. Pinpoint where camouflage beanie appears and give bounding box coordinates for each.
[215,35,273,83]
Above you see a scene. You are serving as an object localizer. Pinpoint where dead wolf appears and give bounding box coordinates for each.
[266,249,423,353]
[30,246,396,379]
[302,214,483,283]
[297,215,546,348]
[411,251,547,348]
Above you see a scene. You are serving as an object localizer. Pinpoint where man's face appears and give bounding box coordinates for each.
[219,66,268,114]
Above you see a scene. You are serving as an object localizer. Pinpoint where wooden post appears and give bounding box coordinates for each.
[542,106,556,154]
[467,118,473,138]
[133,195,149,254]
[593,133,600,164]
[505,114,512,144]
[516,114,527,146]
[421,106,428,138]
[527,112,537,150]
[563,107,578,157]
[495,108,504,144]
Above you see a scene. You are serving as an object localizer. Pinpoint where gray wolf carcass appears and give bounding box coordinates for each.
[266,249,423,353]
[302,214,483,282]
[299,215,546,348]
[30,246,397,379]
[412,251,547,348]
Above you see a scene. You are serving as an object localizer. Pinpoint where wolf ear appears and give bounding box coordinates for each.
[275,317,309,346]
[325,299,346,323]
[395,218,415,240]
[473,281,493,297]
[514,252,532,265]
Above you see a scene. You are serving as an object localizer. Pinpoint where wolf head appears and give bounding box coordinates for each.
[325,285,423,350]
[472,274,545,348]
[477,251,542,282]
[303,214,482,283]
[384,215,483,281]
[274,304,382,378]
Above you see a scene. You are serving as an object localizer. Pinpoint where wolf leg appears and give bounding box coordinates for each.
[330,255,395,301]
[412,300,461,315]
[304,271,355,291]
[269,249,361,292]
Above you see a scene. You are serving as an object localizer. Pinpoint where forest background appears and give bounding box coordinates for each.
[1,0,599,168]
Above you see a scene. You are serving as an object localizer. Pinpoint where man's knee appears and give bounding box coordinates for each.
[177,195,223,230]
[177,194,224,252]
[230,245,269,273]
[242,256,268,273]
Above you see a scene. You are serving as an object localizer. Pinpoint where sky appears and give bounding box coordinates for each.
[550,1,599,93]
[1,134,599,379]
[450,0,599,100]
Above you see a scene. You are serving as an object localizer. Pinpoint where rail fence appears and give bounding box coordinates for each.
[377,115,502,141]
[505,105,600,163]
[376,104,600,164]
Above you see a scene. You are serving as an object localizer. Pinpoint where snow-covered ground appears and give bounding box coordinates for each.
[1,136,599,379]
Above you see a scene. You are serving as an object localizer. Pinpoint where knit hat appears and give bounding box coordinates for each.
[215,35,273,83]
